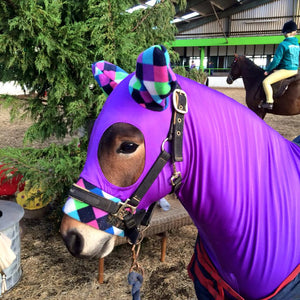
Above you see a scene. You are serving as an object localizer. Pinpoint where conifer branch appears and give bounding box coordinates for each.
[4,0,16,10]
[131,0,166,32]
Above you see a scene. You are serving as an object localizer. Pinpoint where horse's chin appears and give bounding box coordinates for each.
[80,234,116,259]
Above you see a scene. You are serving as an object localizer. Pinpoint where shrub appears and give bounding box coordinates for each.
[0,1,186,221]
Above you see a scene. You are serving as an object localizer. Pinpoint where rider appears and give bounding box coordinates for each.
[261,20,300,110]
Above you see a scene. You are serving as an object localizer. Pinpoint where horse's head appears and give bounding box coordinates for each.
[60,45,179,258]
[226,54,243,84]
[60,122,146,258]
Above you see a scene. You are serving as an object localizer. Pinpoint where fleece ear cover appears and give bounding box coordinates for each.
[92,45,177,111]
[92,61,128,97]
[129,45,177,111]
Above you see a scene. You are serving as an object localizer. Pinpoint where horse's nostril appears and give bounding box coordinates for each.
[65,230,84,257]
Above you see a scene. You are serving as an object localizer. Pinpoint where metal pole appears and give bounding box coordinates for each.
[200,47,205,71]
[210,1,228,43]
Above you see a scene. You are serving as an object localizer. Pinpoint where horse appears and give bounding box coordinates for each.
[226,54,300,119]
[60,45,300,299]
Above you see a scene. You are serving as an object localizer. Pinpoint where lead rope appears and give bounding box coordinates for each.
[128,243,144,300]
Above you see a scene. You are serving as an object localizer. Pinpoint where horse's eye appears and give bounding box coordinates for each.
[117,142,138,154]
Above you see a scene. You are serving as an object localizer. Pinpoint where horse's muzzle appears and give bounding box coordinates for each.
[226,75,233,84]
[62,229,84,258]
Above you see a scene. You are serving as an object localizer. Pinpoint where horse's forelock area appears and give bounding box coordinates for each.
[0,89,299,300]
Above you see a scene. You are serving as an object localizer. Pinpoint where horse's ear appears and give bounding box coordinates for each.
[92,61,128,97]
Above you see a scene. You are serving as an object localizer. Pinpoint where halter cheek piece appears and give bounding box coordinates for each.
[68,87,188,244]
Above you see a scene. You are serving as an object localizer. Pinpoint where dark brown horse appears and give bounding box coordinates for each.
[226,54,300,119]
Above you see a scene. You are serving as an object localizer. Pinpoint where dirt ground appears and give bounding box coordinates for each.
[0,88,299,300]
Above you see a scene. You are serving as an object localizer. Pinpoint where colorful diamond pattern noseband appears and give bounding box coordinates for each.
[62,177,125,237]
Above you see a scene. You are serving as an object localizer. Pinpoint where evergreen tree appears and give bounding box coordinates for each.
[0,0,186,212]
[0,0,185,141]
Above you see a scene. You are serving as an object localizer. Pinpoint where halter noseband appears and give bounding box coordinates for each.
[68,87,188,244]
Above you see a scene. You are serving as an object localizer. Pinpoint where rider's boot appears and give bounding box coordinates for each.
[261,102,273,110]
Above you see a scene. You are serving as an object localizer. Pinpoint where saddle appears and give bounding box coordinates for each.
[259,73,300,101]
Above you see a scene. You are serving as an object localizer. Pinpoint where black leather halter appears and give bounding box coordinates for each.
[68,87,188,244]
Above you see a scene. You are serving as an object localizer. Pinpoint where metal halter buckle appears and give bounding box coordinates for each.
[173,89,188,114]
[113,199,137,220]
[171,171,182,186]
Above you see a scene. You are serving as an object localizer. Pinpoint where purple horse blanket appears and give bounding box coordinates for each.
[64,47,300,299]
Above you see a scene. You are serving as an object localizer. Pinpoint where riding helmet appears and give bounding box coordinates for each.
[282,20,297,33]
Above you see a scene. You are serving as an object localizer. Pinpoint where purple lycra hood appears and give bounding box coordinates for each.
[80,73,174,205]
[79,45,177,205]
[63,45,178,237]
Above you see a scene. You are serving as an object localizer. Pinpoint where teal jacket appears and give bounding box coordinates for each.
[266,36,300,72]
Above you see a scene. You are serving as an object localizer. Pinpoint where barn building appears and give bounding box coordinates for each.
[172,0,300,74]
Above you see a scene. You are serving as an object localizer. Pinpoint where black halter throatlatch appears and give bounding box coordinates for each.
[68,87,188,244]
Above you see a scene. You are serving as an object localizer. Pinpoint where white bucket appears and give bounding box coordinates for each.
[0,200,24,295]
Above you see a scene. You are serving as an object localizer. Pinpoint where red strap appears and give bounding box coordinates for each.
[195,241,244,300]
[189,238,300,300]
[260,263,300,300]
